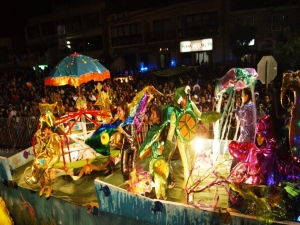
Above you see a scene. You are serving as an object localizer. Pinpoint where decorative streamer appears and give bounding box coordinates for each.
[133,92,150,133]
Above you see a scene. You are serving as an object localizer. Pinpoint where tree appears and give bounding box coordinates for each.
[229,24,257,60]
[273,26,300,70]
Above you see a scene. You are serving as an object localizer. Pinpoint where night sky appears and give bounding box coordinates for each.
[0,0,51,37]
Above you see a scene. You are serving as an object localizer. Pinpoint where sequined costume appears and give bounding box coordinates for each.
[228,115,280,185]
[120,123,138,180]
[236,102,255,143]
[24,111,62,198]
[36,132,61,188]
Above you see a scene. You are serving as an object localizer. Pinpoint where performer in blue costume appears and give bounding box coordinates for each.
[85,104,134,180]
[85,110,133,157]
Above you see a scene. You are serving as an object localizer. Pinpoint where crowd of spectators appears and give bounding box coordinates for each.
[0,62,281,139]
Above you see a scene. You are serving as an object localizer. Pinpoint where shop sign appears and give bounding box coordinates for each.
[180,39,213,52]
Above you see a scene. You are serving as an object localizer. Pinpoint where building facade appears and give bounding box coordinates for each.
[20,0,299,72]
[107,0,230,72]
[229,4,300,66]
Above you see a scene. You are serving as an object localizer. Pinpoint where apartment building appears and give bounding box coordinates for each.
[23,0,106,67]
[20,0,299,71]
[229,3,300,65]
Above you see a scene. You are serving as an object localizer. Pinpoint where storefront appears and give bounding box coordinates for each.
[179,38,213,66]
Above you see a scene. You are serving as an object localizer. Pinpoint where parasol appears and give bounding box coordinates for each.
[45,52,110,87]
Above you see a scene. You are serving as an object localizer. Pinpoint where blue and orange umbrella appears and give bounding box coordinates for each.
[45,52,110,87]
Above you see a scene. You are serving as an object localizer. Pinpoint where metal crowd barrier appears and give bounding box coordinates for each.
[0,116,216,156]
[0,116,40,150]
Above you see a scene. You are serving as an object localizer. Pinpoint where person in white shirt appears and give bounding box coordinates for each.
[88,92,97,102]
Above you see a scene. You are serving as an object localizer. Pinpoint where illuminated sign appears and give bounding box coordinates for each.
[180,39,213,52]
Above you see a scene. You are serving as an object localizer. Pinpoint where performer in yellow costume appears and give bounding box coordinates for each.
[24,111,62,198]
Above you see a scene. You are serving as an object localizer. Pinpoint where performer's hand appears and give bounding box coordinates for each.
[117,126,124,134]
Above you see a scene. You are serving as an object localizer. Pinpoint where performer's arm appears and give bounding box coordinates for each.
[190,100,202,119]
[167,111,176,141]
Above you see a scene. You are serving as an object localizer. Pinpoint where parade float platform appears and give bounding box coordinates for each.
[0,143,299,225]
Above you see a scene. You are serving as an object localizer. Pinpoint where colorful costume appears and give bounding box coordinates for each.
[149,142,169,200]
[85,118,133,156]
[235,102,255,143]
[166,86,202,190]
[85,86,163,180]
[228,115,280,185]
[120,123,139,180]
[24,111,61,198]
[36,131,61,187]
[139,105,174,199]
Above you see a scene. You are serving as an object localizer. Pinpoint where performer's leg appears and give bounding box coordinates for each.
[167,143,176,188]
[43,169,53,198]
[121,149,130,180]
[177,140,194,189]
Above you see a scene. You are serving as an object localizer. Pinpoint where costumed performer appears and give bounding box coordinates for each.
[116,101,139,180]
[227,115,300,223]
[165,85,222,195]
[166,85,198,191]
[230,87,256,169]
[85,86,163,180]
[235,87,256,143]
[76,91,87,110]
[94,82,113,124]
[24,111,63,198]
[85,101,137,180]
[139,104,175,199]
[228,114,280,186]
[0,197,13,225]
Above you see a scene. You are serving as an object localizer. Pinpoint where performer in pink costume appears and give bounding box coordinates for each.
[228,115,280,185]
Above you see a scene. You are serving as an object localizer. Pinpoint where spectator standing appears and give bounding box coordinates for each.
[199,95,209,112]
[88,92,97,103]
[263,93,272,115]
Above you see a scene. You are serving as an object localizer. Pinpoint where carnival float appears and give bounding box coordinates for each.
[0,53,299,225]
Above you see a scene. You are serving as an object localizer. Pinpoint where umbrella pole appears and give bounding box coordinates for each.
[78,87,87,140]
[81,114,87,140]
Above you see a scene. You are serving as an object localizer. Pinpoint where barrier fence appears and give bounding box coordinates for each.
[0,116,219,156]
[0,117,40,150]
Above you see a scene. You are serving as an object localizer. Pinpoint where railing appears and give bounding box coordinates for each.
[0,117,40,150]
[0,115,218,159]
